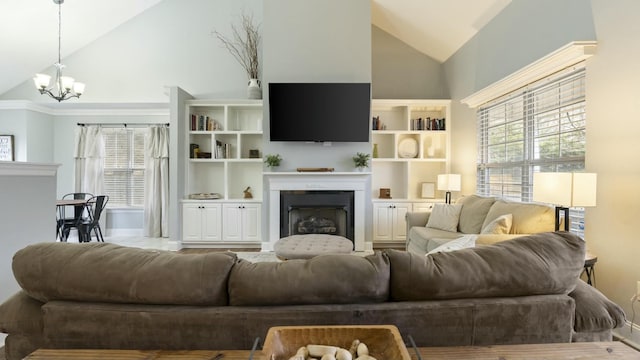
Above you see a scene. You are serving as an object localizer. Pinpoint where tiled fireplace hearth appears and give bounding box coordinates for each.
[264,172,369,251]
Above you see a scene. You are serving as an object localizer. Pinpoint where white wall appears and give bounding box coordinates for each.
[586,0,640,340]
[1,0,262,102]
[444,0,640,337]
[0,165,58,302]
[0,109,29,161]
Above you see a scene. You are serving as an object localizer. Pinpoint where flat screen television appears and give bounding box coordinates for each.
[269,82,371,142]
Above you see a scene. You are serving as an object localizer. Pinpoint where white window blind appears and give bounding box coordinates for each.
[103,128,145,208]
[477,66,586,235]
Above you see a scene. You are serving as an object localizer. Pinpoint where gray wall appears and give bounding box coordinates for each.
[372,25,448,99]
[262,0,372,171]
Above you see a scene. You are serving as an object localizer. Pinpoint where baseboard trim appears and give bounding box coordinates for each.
[613,321,640,351]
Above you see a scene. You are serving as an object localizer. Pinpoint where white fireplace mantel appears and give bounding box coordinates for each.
[264,172,370,252]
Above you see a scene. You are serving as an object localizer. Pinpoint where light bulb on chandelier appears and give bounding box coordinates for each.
[33,0,85,102]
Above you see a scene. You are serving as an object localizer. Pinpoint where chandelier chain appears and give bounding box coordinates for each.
[57,1,61,65]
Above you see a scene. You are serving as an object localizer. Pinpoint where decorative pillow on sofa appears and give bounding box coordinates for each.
[481,214,513,234]
[427,235,477,255]
[426,203,463,232]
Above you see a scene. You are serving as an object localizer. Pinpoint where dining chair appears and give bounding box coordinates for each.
[58,192,94,241]
[76,195,109,242]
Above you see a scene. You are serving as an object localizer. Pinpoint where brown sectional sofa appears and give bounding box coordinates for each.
[0,232,626,360]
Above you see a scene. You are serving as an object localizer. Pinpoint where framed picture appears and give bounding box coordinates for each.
[0,135,14,161]
[421,182,435,198]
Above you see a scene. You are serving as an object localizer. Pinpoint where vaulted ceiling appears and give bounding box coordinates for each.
[0,0,510,96]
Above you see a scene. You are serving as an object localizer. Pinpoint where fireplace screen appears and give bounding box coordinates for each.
[280,190,354,241]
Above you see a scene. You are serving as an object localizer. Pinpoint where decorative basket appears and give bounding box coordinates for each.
[262,325,411,360]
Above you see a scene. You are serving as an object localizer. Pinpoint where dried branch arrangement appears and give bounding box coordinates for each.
[214,12,261,80]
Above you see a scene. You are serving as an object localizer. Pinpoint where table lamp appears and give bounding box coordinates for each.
[532,172,597,231]
[437,174,461,204]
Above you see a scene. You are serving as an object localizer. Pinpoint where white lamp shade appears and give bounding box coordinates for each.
[60,76,75,90]
[437,174,461,191]
[73,82,85,95]
[533,172,597,207]
[33,73,51,89]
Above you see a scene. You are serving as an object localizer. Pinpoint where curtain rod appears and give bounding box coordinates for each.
[77,123,169,127]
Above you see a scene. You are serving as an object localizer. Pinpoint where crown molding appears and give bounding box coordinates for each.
[461,41,597,108]
[0,100,169,116]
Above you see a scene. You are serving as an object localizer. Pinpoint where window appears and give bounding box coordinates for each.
[477,66,586,235]
[103,128,145,208]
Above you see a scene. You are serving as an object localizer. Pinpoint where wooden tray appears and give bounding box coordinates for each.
[262,325,411,360]
[296,167,335,172]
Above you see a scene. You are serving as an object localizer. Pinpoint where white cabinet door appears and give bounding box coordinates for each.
[392,203,411,241]
[241,203,261,242]
[223,203,261,242]
[373,202,412,242]
[201,204,222,241]
[182,203,203,242]
[412,202,435,213]
[373,203,394,242]
[182,203,221,242]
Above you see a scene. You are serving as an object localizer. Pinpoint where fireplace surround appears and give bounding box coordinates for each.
[265,173,369,251]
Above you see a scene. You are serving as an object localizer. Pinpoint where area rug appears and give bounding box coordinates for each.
[232,250,375,263]
[233,251,281,263]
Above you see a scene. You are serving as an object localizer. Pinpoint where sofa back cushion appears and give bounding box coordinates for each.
[228,252,390,306]
[482,200,555,234]
[385,232,585,301]
[13,243,236,306]
[457,195,496,234]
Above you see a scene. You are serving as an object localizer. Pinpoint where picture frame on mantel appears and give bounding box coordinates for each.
[0,135,14,161]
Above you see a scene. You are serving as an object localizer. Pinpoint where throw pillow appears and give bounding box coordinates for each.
[426,203,463,232]
[480,213,513,234]
[427,235,477,255]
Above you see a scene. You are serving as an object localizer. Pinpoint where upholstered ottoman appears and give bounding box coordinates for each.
[274,234,353,260]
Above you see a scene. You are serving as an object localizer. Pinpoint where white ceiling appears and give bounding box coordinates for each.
[0,0,510,97]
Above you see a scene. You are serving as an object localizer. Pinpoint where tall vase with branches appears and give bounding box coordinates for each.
[214,12,261,99]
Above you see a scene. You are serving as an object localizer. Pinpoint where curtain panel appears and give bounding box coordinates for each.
[144,126,169,237]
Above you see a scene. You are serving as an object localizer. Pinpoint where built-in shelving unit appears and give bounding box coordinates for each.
[182,100,263,247]
[370,99,451,245]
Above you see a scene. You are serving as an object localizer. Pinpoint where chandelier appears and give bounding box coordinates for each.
[33,0,85,102]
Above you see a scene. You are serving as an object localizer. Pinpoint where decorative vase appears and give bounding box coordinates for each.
[247,78,262,99]
[373,143,379,158]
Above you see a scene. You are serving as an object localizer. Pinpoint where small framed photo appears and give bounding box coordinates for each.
[0,135,14,161]
[421,182,435,198]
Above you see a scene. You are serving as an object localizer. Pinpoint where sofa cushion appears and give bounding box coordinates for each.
[13,242,236,306]
[408,227,462,254]
[457,195,496,234]
[482,200,555,234]
[0,290,43,336]
[386,232,585,301]
[228,252,390,306]
[569,279,626,332]
[426,203,463,232]
[481,214,513,234]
